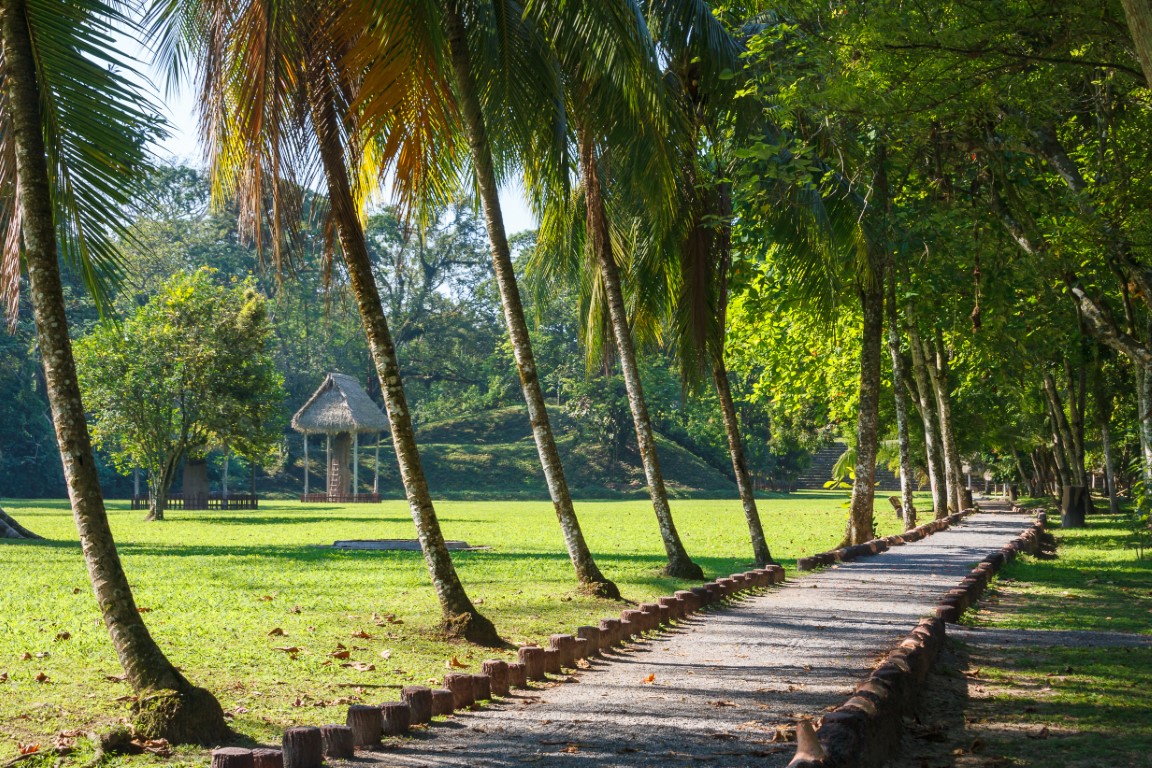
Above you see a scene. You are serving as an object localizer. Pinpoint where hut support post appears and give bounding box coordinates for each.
[353,432,360,500]
[326,433,332,500]
[374,433,380,495]
[304,436,309,497]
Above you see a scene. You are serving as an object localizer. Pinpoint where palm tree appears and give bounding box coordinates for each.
[438,0,621,596]
[0,507,41,539]
[0,0,228,741]
[149,0,500,644]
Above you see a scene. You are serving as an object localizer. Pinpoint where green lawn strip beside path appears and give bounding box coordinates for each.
[0,491,913,761]
[953,508,1152,767]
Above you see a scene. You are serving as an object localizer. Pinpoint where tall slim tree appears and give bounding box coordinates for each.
[886,272,916,529]
[0,0,227,740]
[906,319,949,518]
[151,0,499,643]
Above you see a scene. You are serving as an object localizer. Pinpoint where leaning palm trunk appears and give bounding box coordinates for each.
[713,357,773,565]
[0,0,227,741]
[305,72,500,644]
[885,276,916,530]
[907,321,948,517]
[0,507,41,539]
[579,128,702,578]
[441,3,618,597]
[843,266,884,547]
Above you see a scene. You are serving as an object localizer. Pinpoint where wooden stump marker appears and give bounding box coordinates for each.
[543,647,561,674]
[573,636,589,661]
[506,661,528,689]
[576,625,601,656]
[519,645,546,681]
[472,673,492,703]
[346,705,382,747]
[638,603,661,630]
[444,673,474,710]
[401,686,433,725]
[431,689,455,717]
[252,748,284,768]
[598,618,621,648]
[320,725,353,759]
[282,727,324,768]
[212,748,253,768]
[481,660,509,697]
[549,634,576,668]
[380,702,411,735]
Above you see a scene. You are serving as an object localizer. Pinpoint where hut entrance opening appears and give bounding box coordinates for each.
[293,373,388,503]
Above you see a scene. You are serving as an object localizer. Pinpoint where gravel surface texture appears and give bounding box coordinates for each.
[358,512,1033,768]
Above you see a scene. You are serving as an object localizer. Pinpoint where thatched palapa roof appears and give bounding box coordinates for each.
[292,373,389,435]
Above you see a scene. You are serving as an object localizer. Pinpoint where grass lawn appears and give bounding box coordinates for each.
[0,491,906,762]
[948,508,1152,767]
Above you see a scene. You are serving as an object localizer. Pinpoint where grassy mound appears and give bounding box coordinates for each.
[377,406,735,499]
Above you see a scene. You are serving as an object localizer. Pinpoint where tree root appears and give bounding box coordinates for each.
[442,610,504,648]
[133,684,230,745]
[662,559,705,580]
[580,579,622,600]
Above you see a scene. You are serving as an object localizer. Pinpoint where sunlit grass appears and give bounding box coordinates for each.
[0,491,906,758]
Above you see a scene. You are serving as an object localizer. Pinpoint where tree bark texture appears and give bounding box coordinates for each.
[305,63,498,645]
[907,322,948,517]
[923,333,964,513]
[1140,364,1152,483]
[843,268,884,546]
[1122,0,1152,94]
[1098,408,1121,515]
[0,0,227,741]
[577,125,703,579]
[885,273,916,530]
[1043,372,1082,486]
[442,3,618,597]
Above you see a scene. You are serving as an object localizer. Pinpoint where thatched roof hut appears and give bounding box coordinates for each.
[292,373,388,502]
[292,373,389,435]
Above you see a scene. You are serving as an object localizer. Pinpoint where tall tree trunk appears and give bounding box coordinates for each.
[843,265,884,547]
[1043,372,1080,485]
[578,125,703,578]
[886,272,916,530]
[0,507,41,539]
[907,321,948,517]
[1098,403,1121,515]
[711,182,773,566]
[441,5,619,596]
[1121,0,1152,88]
[1139,364,1152,483]
[0,0,227,741]
[923,332,965,512]
[712,358,773,565]
[305,67,499,644]
[149,453,181,522]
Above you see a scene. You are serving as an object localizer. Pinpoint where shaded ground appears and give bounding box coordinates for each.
[354,514,1031,768]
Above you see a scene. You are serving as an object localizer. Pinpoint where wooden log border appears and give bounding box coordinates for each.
[797,508,978,572]
[786,511,1050,768]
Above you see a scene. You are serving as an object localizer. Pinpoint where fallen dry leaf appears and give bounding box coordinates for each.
[0,672,8,683]
[137,607,153,613]
[35,672,49,683]
[330,650,351,660]
[20,652,32,661]
[641,674,656,684]
[54,632,71,642]
[447,656,469,669]
[258,595,275,602]
[268,628,286,637]
[18,743,40,756]
[131,739,172,757]
[380,650,392,660]
[35,651,50,659]
[71,587,82,595]
[351,630,373,640]
[342,662,376,672]
[274,646,302,659]
[290,605,302,614]
[104,673,128,683]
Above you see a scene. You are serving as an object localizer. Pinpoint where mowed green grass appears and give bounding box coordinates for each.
[0,492,905,759]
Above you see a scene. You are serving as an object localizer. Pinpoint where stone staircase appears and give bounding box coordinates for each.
[795,442,901,491]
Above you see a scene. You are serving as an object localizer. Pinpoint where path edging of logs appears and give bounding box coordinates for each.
[786,511,1049,768]
[797,509,976,571]
[210,563,788,766]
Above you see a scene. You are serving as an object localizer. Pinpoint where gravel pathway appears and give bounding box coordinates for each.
[362,512,1033,768]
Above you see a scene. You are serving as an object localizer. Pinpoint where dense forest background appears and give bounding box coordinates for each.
[0,165,826,500]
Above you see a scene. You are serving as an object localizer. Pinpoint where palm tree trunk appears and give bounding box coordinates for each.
[0,507,41,539]
[578,126,703,579]
[712,357,773,565]
[305,68,500,644]
[923,333,964,513]
[442,3,619,596]
[1121,0,1152,87]
[843,266,884,547]
[906,321,948,518]
[0,0,227,741]
[885,274,916,530]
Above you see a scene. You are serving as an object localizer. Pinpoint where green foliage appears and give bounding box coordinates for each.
[74,269,284,496]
